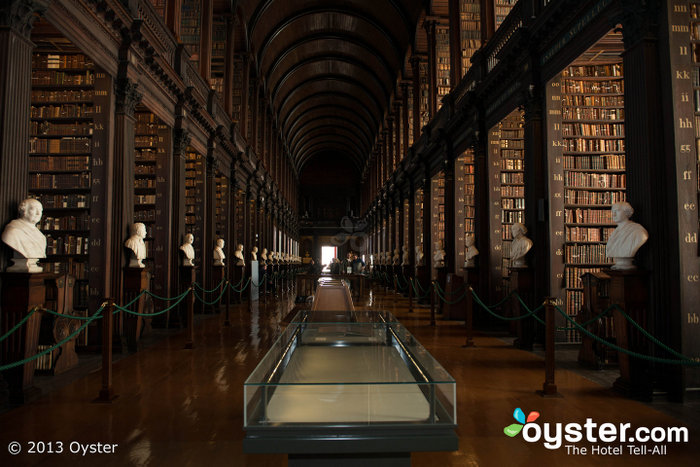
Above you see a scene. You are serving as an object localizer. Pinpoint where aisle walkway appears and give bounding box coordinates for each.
[0,286,698,466]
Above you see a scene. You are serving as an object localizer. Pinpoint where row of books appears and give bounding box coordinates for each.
[135,135,162,147]
[561,95,624,107]
[563,154,625,170]
[565,267,603,289]
[501,210,524,225]
[565,208,614,224]
[30,137,90,154]
[564,138,624,152]
[565,172,626,188]
[31,121,93,136]
[32,54,93,70]
[501,186,525,197]
[563,63,623,78]
[562,107,624,121]
[501,159,524,170]
[31,89,94,103]
[135,179,156,188]
[135,194,156,204]
[500,172,524,184]
[134,210,156,222]
[29,173,90,189]
[135,164,156,175]
[31,104,94,119]
[29,155,89,171]
[46,234,90,255]
[32,71,94,86]
[500,139,524,149]
[501,149,524,159]
[41,215,90,231]
[564,189,626,205]
[562,123,624,137]
[136,148,157,161]
[562,80,623,94]
[565,244,613,264]
[39,194,89,209]
[502,198,525,209]
[42,260,87,278]
[566,226,615,242]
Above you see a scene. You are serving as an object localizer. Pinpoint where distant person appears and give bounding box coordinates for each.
[330,257,341,275]
[308,258,322,275]
[351,253,365,273]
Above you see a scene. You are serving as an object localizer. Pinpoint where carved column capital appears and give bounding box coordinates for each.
[0,0,48,39]
[173,128,191,157]
[115,79,142,117]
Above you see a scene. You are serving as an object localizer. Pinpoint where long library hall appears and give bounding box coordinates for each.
[0,1,699,466]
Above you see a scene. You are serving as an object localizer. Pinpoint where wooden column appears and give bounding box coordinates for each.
[111,77,141,301]
[203,154,216,305]
[424,19,438,119]
[387,117,395,173]
[0,0,47,272]
[407,182,416,270]
[240,54,251,138]
[394,103,402,161]
[473,129,490,298]
[165,0,182,40]
[448,0,463,88]
[401,82,410,153]
[621,5,686,398]
[443,155,456,274]
[523,83,549,304]
[251,88,259,154]
[199,0,213,83]
[480,0,495,43]
[223,15,235,116]
[410,56,422,138]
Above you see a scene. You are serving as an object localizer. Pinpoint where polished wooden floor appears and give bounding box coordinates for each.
[0,283,698,466]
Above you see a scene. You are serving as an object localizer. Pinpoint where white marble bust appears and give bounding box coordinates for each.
[392,248,400,266]
[464,234,479,268]
[433,241,446,268]
[234,244,245,266]
[213,238,225,266]
[415,245,424,266]
[606,202,649,270]
[251,246,258,262]
[2,198,46,273]
[401,245,409,266]
[180,233,195,266]
[125,222,147,268]
[510,223,533,268]
[260,248,268,263]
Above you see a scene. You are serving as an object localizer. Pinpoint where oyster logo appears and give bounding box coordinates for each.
[504,408,540,437]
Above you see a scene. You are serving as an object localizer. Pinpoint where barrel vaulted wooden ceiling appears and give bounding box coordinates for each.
[225,0,448,176]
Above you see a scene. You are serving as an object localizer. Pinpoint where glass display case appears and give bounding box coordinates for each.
[243,309,458,465]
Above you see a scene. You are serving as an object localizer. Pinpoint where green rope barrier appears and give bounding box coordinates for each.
[193,284,228,306]
[0,307,40,343]
[229,277,251,293]
[0,305,105,372]
[114,288,191,316]
[612,304,693,362]
[40,308,95,320]
[193,278,227,294]
[432,280,468,296]
[554,306,700,366]
[433,285,469,305]
[555,305,616,331]
[413,277,430,293]
[515,294,546,325]
[251,273,266,288]
[409,278,433,299]
[121,288,148,310]
[470,289,544,321]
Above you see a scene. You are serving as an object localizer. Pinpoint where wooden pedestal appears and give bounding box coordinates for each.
[509,267,535,350]
[0,272,50,404]
[607,269,652,400]
[578,272,613,370]
[414,265,430,304]
[232,264,244,303]
[435,267,447,314]
[122,268,149,352]
[211,265,226,313]
[444,273,465,320]
[38,275,79,375]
